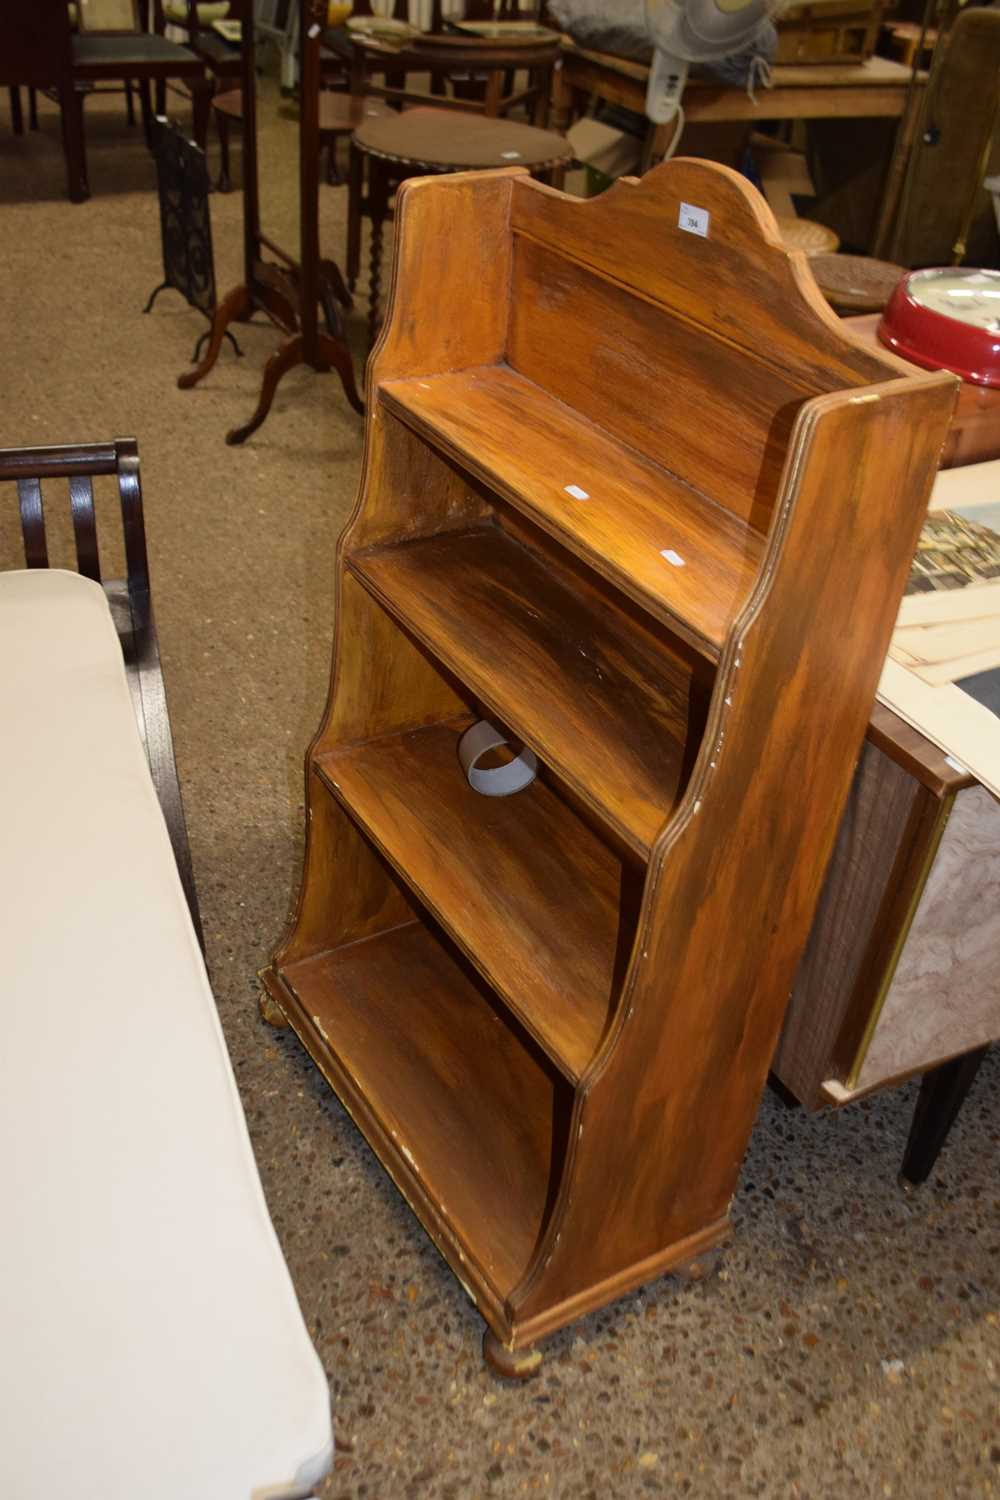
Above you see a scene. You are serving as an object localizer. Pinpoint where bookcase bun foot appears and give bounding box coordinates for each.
[672,1247,724,1284]
[483,1331,544,1381]
[265,159,956,1359]
[259,989,289,1028]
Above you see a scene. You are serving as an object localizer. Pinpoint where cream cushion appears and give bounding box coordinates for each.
[0,571,333,1500]
[163,0,231,20]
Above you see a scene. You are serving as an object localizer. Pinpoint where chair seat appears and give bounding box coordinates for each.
[73,33,204,74]
[0,570,333,1500]
[191,30,242,67]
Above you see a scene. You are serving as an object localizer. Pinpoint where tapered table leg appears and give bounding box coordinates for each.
[900,1045,989,1188]
[178,284,251,389]
[226,334,306,445]
[315,332,364,416]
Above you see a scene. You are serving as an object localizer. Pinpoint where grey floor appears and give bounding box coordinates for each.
[1,75,997,1500]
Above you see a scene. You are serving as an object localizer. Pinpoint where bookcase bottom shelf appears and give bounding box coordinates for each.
[265,920,568,1320]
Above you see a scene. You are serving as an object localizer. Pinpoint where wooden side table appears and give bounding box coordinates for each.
[349,107,572,347]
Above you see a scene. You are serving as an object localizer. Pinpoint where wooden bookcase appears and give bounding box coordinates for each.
[262,160,956,1372]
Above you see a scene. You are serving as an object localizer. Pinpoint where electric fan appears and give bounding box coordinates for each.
[644,0,784,125]
[548,0,786,144]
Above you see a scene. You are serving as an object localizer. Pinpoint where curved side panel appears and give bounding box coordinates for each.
[271,170,518,971]
[509,371,957,1339]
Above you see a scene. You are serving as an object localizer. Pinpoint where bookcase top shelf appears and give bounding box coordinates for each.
[380,365,767,662]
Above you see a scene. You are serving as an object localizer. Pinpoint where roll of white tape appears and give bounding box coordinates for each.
[458,720,537,797]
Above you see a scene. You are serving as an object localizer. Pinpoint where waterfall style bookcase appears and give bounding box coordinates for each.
[261,160,956,1373]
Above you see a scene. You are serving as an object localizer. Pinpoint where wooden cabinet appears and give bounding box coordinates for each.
[262,160,956,1370]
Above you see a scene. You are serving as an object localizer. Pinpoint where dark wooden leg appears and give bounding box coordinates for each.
[347,139,363,292]
[177,284,251,388]
[155,79,167,116]
[125,79,136,126]
[483,1330,543,1380]
[10,87,24,136]
[899,1046,990,1188]
[61,83,89,204]
[190,79,212,152]
[315,331,364,416]
[215,108,232,192]
[29,87,39,131]
[226,333,306,445]
[139,79,154,148]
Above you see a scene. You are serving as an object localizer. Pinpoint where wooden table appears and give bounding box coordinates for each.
[552,45,921,172]
[350,107,572,346]
[773,334,1000,1183]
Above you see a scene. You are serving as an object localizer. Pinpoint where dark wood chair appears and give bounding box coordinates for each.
[152,0,248,102]
[0,0,212,202]
[0,438,203,946]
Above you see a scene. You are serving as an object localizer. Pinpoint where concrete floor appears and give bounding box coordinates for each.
[0,76,997,1500]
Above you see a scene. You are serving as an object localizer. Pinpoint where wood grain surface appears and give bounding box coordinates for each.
[507,374,956,1337]
[772,740,924,1107]
[278,921,565,1301]
[381,367,765,660]
[266,161,959,1354]
[316,721,628,1080]
[351,526,700,858]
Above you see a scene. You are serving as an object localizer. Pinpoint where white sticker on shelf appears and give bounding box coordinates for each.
[501,151,522,160]
[660,549,686,567]
[564,484,589,500]
[678,202,709,238]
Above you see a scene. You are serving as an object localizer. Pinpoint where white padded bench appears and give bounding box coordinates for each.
[0,570,333,1500]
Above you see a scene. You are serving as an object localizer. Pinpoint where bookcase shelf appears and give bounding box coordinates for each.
[281,919,563,1301]
[380,364,766,662]
[349,525,699,860]
[314,720,627,1081]
[263,160,956,1369]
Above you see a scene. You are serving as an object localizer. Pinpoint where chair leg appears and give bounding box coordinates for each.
[125,78,136,126]
[215,108,232,192]
[155,79,167,116]
[900,1045,990,1188]
[29,87,39,130]
[137,80,153,141]
[61,83,89,203]
[190,79,211,151]
[10,87,24,136]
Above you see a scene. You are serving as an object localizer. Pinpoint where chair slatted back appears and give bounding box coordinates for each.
[0,439,149,599]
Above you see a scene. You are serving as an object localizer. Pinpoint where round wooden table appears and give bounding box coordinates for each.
[350,106,572,345]
[810,253,908,314]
